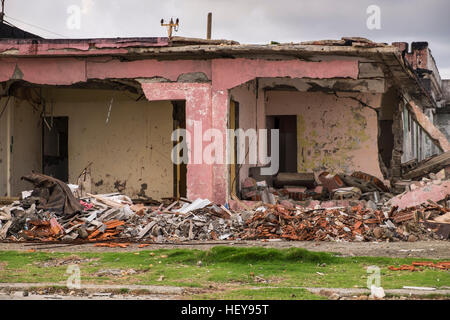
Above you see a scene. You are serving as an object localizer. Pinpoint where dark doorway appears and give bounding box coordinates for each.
[266,115,297,173]
[229,100,240,195]
[172,101,187,199]
[42,117,69,182]
[379,120,394,169]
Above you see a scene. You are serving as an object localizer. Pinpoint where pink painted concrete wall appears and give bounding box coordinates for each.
[141,82,214,201]
[0,53,361,204]
[0,38,168,56]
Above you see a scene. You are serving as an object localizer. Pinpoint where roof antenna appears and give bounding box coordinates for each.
[160,17,179,38]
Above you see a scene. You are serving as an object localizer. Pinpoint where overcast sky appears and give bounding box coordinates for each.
[5,0,450,78]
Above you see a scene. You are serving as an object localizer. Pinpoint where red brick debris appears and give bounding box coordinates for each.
[238,202,447,242]
[388,261,450,271]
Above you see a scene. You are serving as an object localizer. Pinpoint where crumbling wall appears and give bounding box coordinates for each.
[43,88,174,199]
[266,91,383,179]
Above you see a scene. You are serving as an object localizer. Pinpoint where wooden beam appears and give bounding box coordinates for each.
[403,151,450,179]
[406,100,450,152]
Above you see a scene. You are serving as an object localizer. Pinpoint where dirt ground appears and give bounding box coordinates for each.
[0,240,449,258]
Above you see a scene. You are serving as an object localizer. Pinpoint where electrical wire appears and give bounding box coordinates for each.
[4,14,69,38]
[0,95,11,120]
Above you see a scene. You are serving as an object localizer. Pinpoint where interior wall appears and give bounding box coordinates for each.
[36,88,174,199]
[266,91,384,179]
[0,97,11,196]
[229,81,257,187]
[12,98,42,194]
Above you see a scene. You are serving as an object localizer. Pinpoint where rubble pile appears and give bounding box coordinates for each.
[241,170,397,209]
[0,174,244,242]
[0,166,449,243]
[239,202,447,242]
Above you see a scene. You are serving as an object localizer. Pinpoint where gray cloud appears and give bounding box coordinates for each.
[5,0,450,77]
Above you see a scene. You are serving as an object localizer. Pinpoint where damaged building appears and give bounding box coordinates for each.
[0,35,449,205]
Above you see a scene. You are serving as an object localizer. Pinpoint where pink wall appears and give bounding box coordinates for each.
[1,54,361,204]
[141,83,214,201]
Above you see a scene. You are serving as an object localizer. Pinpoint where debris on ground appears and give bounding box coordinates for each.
[0,167,449,243]
[388,261,450,271]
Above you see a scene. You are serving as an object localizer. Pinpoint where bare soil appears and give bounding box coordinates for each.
[0,240,448,258]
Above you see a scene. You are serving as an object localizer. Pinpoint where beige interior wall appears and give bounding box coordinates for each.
[0,97,10,196]
[9,88,174,199]
[49,88,174,199]
[266,91,384,179]
[12,98,42,195]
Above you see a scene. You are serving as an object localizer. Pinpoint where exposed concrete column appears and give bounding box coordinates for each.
[140,82,214,201]
[211,89,229,204]
[256,82,266,166]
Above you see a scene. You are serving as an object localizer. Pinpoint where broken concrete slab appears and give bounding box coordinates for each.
[387,180,450,210]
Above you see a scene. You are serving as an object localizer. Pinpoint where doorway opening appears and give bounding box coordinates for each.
[266,115,297,173]
[229,100,240,195]
[42,116,69,182]
[172,100,187,199]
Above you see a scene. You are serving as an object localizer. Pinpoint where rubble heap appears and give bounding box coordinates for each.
[238,202,446,242]
[0,167,449,243]
[0,174,244,242]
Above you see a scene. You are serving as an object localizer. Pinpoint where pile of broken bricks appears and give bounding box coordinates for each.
[0,187,245,243]
[388,261,450,271]
[238,201,448,242]
[0,166,449,243]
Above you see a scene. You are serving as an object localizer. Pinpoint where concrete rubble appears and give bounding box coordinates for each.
[0,167,449,243]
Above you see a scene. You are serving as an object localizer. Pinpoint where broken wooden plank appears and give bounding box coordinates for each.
[403,151,450,179]
[137,221,157,239]
[86,193,125,208]
[274,172,316,188]
[0,207,12,221]
[230,193,252,211]
[0,221,12,239]
[220,205,233,217]
[0,197,20,205]
[162,201,178,213]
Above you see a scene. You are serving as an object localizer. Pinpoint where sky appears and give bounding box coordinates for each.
[4,0,450,78]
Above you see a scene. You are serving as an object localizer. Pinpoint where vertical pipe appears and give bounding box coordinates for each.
[206,12,212,40]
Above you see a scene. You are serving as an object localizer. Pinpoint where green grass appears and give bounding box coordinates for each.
[0,246,449,299]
